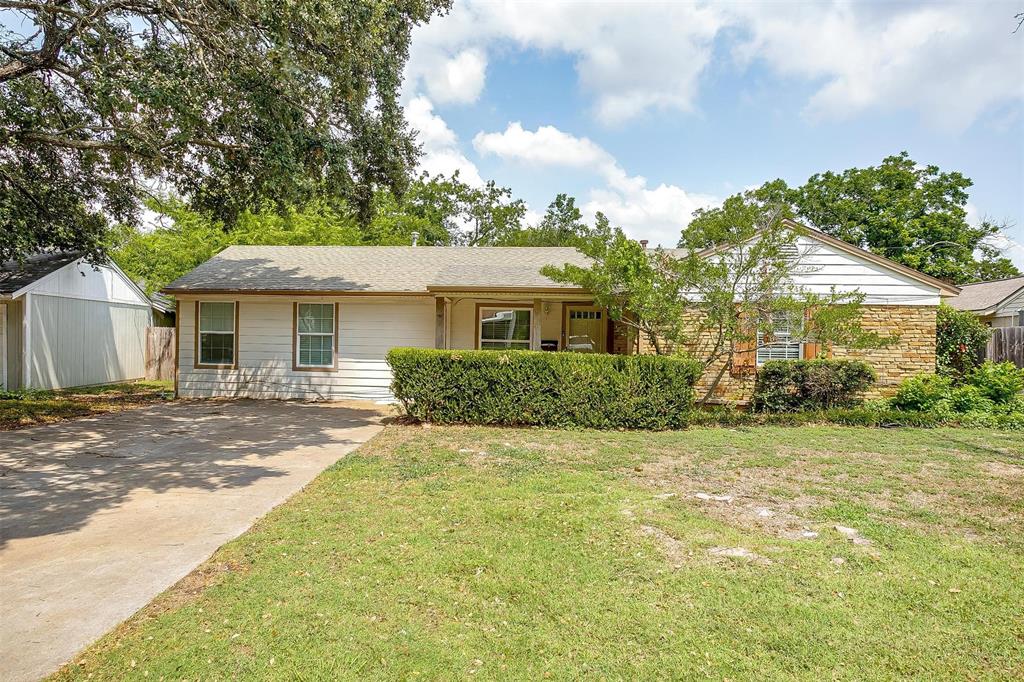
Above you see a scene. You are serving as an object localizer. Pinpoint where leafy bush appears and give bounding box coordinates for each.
[935,304,989,382]
[890,374,953,412]
[887,365,1024,428]
[967,362,1024,404]
[946,385,994,413]
[751,360,876,413]
[387,348,703,430]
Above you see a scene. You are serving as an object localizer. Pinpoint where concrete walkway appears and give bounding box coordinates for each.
[0,400,383,681]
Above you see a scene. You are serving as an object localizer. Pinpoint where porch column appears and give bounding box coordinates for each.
[531,299,542,351]
[434,297,446,349]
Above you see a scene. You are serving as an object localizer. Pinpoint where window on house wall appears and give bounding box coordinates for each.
[296,303,335,367]
[756,312,802,365]
[1017,309,1024,326]
[479,307,531,350]
[198,301,235,366]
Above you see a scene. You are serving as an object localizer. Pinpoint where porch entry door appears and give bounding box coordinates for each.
[564,304,607,353]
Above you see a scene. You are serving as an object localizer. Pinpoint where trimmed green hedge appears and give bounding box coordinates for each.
[751,359,876,413]
[387,348,703,429]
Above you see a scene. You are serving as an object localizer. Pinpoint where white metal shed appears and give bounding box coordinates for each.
[0,253,154,391]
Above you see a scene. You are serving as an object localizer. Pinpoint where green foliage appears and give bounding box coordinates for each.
[112,171,528,293]
[891,374,954,412]
[387,348,702,430]
[542,216,688,355]
[751,360,876,413]
[111,198,364,294]
[695,153,1020,284]
[498,194,601,247]
[365,172,527,246]
[935,304,990,381]
[887,364,1024,427]
[967,362,1024,404]
[1,0,450,263]
[946,386,994,414]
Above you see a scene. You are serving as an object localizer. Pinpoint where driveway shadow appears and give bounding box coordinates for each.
[0,400,382,547]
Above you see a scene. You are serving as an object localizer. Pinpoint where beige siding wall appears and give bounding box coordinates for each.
[448,297,565,349]
[28,294,150,389]
[177,296,434,400]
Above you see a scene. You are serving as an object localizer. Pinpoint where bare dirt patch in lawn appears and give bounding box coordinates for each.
[631,444,1024,546]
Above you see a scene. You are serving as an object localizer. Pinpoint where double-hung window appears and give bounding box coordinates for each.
[295,303,336,368]
[197,301,236,367]
[756,312,802,365]
[479,307,532,350]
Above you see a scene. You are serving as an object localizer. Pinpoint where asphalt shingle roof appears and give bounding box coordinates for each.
[0,252,81,295]
[163,246,595,293]
[948,276,1024,313]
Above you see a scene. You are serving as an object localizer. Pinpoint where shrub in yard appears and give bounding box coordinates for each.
[387,348,703,430]
[967,361,1024,404]
[750,359,876,413]
[935,303,989,382]
[890,374,953,412]
[947,385,994,414]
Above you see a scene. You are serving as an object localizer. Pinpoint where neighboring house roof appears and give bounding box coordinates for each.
[162,246,593,294]
[0,252,82,295]
[947,275,1024,314]
[149,292,176,314]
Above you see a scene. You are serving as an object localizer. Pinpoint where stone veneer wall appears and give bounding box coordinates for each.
[633,305,937,403]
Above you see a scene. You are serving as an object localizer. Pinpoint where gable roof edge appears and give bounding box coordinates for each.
[783,219,960,296]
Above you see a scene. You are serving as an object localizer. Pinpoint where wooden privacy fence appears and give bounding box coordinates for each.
[987,326,1024,368]
[146,327,176,380]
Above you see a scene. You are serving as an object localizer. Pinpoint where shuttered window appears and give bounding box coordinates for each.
[756,313,802,365]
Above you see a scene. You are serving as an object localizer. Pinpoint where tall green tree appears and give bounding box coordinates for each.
[0,0,450,263]
[497,194,604,247]
[112,173,528,292]
[690,154,1019,284]
[111,198,364,294]
[365,172,526,246]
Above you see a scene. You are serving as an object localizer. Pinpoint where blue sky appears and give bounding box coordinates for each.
[403,1,1024,266]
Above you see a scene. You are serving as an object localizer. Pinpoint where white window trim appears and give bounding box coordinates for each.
[755,313,803,366]
[478,306,533,350]
[197,300,236,367]
[295,303,336,369]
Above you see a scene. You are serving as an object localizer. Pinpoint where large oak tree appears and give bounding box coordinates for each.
[0,0,450,262]
[685,153,1020,285]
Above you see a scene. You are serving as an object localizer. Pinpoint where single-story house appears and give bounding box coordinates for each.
[947,275,1024,327]
[163,220,960,402]
[1,253,154,391]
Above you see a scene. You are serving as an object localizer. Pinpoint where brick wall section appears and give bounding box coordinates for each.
[634,305,937,403]
[831,305,937,399]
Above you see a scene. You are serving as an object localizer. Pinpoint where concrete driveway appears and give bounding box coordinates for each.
[0,400,383,681]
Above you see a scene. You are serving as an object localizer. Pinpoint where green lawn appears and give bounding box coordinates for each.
[56,425,1023,680]
[0,380,173,430]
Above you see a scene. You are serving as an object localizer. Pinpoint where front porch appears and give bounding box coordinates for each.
[430,291,632,355]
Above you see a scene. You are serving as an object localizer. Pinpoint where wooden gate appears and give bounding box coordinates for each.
[987,327,1024,368]
[146,327,176,380]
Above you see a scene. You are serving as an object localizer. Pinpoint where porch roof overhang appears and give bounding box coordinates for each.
[426,285,590,295]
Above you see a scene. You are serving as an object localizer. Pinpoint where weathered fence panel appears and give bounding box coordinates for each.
[145,327,176,380]
[987,326,1024,368]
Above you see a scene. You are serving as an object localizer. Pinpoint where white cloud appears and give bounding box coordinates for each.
[405,96,483,186]
[406,1,1022,130]
[474,122,718,245]
[405,1,722,124]
[726,1,1024,131]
